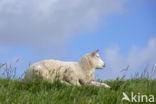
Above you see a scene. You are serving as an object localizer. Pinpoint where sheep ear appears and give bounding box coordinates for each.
[91,49,99,57]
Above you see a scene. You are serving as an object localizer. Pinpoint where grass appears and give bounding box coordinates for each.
[0,78,156,104]
[0,62,156,104]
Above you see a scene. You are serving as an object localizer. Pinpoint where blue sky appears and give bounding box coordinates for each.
[0,0,156,80]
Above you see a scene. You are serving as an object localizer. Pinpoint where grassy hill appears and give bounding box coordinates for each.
[0,62,156,104]
[0,78,156,104]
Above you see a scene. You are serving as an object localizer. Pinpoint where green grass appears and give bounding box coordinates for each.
[0,78,155,104]
[0,62,156,104]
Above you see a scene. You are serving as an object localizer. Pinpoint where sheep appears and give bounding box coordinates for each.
[24,49,110,88]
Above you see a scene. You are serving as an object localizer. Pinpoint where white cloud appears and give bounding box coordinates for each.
[0,0,126,48]
[95,38,156,80]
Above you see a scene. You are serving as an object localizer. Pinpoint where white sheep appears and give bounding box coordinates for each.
[24,49,110,88]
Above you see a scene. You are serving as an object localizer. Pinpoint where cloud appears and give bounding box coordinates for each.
[95,38,156,80]
[0,0,126,48]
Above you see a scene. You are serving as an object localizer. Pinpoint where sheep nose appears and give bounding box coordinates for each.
[103,64,105,67]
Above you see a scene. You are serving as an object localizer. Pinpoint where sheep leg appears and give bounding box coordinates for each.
[76,80,81,86]
[90,81,110,88]
[68,79,81,86]
[72,80,81,86]
[60,80,81,86]
[60,80,71,85]
[100,82,110,88]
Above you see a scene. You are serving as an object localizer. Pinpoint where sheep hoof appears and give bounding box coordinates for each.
[105,85,111,88]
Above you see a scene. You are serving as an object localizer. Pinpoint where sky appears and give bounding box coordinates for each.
[0,0,156,80]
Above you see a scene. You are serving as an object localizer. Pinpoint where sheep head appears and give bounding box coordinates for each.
[80,49,105,70]
[90,49,105,69]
